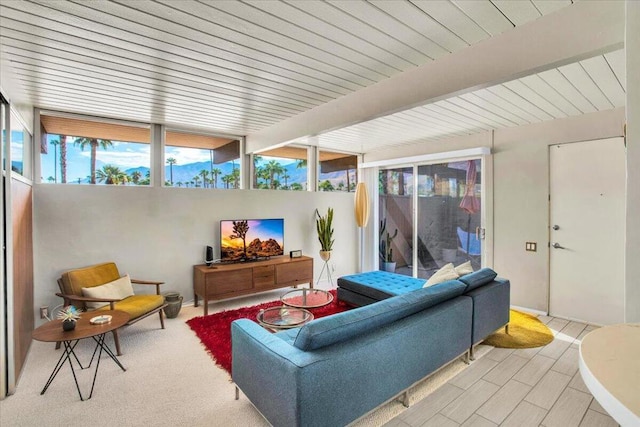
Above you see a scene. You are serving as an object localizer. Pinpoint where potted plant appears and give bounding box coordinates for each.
[315,207,334,261]
[379,218,398,272]
[58,305,81,331]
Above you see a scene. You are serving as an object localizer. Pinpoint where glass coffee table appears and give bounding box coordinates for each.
[257,306,314,331]
[280,288,333,309]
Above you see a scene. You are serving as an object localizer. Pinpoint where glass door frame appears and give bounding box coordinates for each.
[361,147,492,277]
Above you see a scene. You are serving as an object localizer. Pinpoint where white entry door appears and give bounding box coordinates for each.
[549,137,625,325]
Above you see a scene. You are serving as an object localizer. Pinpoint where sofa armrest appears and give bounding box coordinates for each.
[231,319,306,426]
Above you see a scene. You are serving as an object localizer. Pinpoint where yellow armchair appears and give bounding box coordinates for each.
[56,262,167,355]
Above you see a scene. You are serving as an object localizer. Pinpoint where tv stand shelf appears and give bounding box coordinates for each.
[193,256,313,315]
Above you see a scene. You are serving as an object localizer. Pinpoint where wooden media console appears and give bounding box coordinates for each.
[193,256,313,315]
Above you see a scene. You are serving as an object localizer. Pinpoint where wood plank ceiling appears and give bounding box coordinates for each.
[0,0,624,155]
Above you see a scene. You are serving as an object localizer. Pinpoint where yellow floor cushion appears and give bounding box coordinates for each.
[96,294,164,320]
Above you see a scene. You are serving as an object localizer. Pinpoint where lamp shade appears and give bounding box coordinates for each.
[354,182,370,227]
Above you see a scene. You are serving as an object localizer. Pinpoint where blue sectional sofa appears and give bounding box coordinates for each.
[231,268,509,427]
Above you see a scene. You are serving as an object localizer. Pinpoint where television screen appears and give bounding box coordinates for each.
[220,218,284,262]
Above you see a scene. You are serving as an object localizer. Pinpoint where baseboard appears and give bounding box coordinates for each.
[510,305,548,316]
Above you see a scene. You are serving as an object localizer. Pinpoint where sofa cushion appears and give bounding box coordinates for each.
[454,261,474,276]
[82,274,134,309]
[337,270,426,300]
[425,263,459,287]
[294,280,467,351]
[459,268,498,292]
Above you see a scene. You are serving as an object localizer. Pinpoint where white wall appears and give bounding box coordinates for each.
[33,186,357,324]
[625,0,640,322]
[364,108,625,312]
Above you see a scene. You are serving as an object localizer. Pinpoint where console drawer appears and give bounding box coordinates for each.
[276,260,312,285]
[253,265,275,288]
[206,269,252,295]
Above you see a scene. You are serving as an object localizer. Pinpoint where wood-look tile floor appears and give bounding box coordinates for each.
[384,316,620,427]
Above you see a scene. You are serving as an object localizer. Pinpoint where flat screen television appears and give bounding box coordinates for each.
[220,218,284,262]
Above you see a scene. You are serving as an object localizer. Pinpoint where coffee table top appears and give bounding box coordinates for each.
[280,288,333,309]
[33,310,130,342]
[256,306,313,330]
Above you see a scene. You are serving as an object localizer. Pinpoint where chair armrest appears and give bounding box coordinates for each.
[130,279,164,285]
[131,279,164,295]
[55,293,120,311]
[55,292,121,303]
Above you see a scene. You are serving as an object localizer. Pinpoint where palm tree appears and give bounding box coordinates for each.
[59,135,68,183]
[282,172,290,189]
[176,181,183,187]
[47,176,55,183]
[166,157,177,186]
[265,160,285,189]
[296,159,307,169]
[74,137,113,184]
[130,170,142,184]
[345,168,351,192]
[290,183,303,191]
[199,169,209,188]
[221,174,232,189]
[253,154,263,187]
[211,168,222,189]
[96,165,128,185]
[193,175,201,188]
[50,138,59,183]
[232,168,240,189]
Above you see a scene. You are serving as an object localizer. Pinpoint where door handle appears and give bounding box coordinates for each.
[552,243,565,249]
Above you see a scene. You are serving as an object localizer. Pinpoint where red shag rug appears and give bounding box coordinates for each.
[186,290,349,376]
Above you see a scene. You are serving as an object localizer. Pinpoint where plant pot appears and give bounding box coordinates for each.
[319,250,332,261]
[163,292,183,319]
[381,261,396,272]
[62,319,76,331]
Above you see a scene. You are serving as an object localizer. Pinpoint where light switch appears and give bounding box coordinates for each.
[525,242,537,252]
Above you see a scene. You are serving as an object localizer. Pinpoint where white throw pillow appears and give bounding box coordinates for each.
[82,274,134,309]
[424,263,460,287]
[454,261,474,276]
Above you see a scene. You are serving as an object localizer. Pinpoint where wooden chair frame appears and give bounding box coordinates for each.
[55,278,168,356]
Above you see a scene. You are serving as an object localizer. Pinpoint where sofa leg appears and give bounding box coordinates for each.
[235,386,239,400]
[399,391,409,408]
[505,323,509,335]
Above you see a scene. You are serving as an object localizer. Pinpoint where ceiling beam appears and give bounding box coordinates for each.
[246,0,624,154]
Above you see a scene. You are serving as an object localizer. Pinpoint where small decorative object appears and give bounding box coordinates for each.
[58,305,81,331]
[379,218,398,272]
[90,314,112,325]
[163,291,183,319]
[289,250,302,258]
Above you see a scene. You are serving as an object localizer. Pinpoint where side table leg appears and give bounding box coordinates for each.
[41,340,82,395]
[40,340,85,401]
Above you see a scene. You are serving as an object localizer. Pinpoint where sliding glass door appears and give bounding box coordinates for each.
[379,158,483,279]
[378,167,413,275]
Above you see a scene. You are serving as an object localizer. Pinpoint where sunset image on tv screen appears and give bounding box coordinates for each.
[220,219,284,261]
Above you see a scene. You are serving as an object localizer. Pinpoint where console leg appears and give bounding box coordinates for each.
[235,386,239,400]
[469,346,475,361]
[505,324,510,335]
[463,350,470,365]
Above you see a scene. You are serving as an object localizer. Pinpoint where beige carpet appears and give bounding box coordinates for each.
[0,288,491,427]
